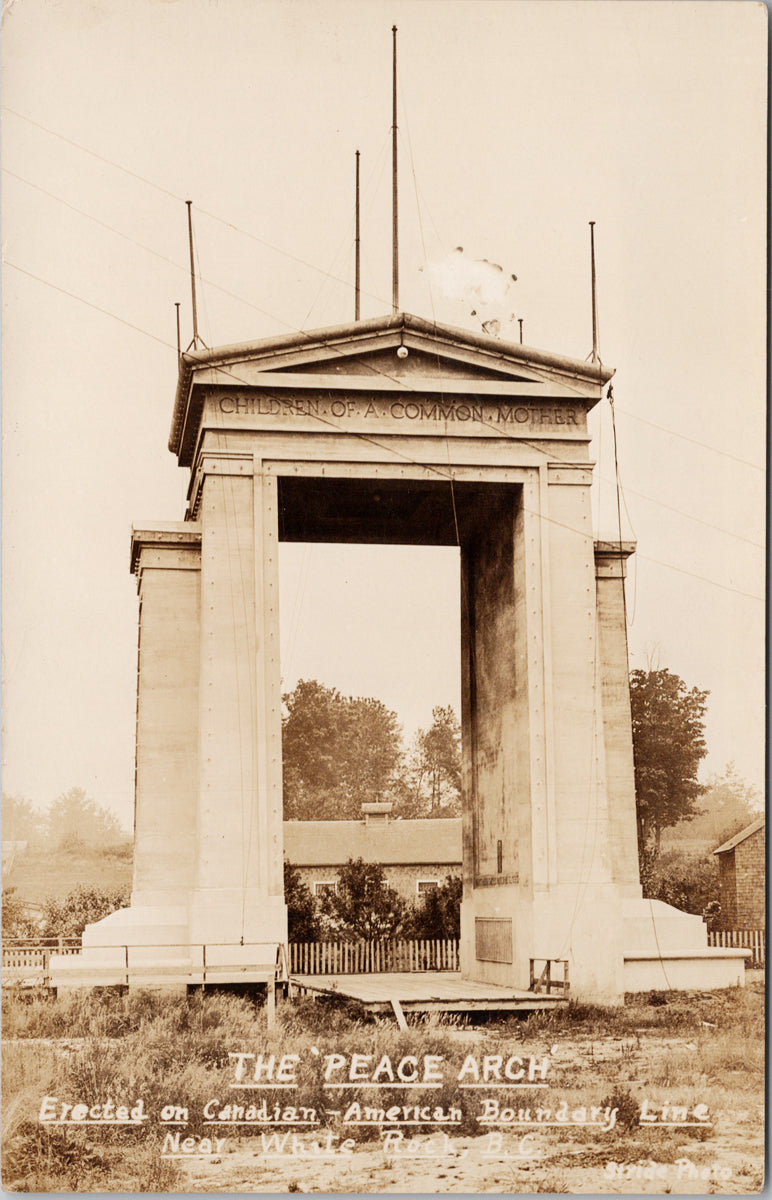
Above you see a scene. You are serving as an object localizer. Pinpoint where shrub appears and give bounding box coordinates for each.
[320,858,407,940]
[643,850,720,918]
[600,1086,640,1132]
[40,885,130,940]
[284,861,321,943]
[406,874,462,939]
[1,888,39,939]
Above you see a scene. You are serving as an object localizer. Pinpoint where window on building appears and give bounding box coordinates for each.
[416,879,440,895]
[313,880,337,896]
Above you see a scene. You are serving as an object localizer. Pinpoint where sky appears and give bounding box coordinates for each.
[2,0,766,832]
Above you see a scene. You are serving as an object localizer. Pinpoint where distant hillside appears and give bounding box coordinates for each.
[661,766,764,859]
[660,826,716,856]
[4,841,133,905]
[662,806,763,857]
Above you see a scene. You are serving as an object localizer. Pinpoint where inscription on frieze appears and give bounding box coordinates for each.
[213,391,580,431]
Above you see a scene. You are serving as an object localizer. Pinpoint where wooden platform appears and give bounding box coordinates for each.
[290,971,568,1016]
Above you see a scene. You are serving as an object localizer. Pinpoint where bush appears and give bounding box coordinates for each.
[1,888,39,939]
[284,861,321,942]
[40,885,130,940]
[320,858,407,940]
[406,874,462,939]
[642,850,720,919]
[599,1086,640,1132]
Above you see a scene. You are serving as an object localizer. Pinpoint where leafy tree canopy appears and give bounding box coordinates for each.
[46,788,124,851]
[1,795,44,844]
[630,668,709,855]
[672,763,762,848]
[282,680,403,819]
[284,861,321,943]
[40,884,129,939]
[401,706,461,817]
[319,858,407,940]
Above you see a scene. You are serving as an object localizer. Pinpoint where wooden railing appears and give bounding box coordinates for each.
[290,938,459,975]
[708,928,765,967]
[2,939,81,978]
[2,939,458,980]
[1,940,283,988]
[5,931,762,980]
[529,958,570,995]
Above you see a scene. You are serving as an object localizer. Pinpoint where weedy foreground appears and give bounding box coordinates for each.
[1,981,764,1193]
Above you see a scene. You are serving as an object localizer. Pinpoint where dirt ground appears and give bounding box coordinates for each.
[2,977,764,1194]
[172,1128,764,1196]
[167,1007,765,1193]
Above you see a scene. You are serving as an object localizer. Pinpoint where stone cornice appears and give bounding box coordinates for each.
[130,523,202,577]
[169,312,614,462]
[594,539,636,579]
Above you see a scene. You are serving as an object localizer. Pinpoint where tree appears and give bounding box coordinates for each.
[284,861,321,943]
[282,680,403,819]
[319,858,407,940]
[1,795,44,845]
[402,707,462,816]
[40,884,129,939]
[46,787,124,851]
[673,763,762,848]
[641,850,721,924]
[630,668,709,856]
[408,874,463,939]
[1,887,39,938]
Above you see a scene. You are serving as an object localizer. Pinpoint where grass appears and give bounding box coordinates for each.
[503,983,763,1039]
[2,985,266,1041]
[5,842,133,906]
[2,1120,182,1193]
[1,983,764,1192]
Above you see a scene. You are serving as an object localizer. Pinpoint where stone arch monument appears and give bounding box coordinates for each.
[52,313,747,1000]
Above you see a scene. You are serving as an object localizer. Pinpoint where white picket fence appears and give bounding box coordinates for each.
[290,938,459,975]
[3,930,763,981]
[708,928,765,967]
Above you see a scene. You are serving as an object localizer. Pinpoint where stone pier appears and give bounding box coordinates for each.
[51,314,748,998]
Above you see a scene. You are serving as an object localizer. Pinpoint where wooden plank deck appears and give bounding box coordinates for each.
[290,971,568,1014]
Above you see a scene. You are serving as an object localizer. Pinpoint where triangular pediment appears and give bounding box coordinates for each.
[170,312,613,460]
[273,345,526,382]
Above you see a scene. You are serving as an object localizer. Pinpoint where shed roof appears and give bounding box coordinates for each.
[713,814,765,856]
[283,817,461,867]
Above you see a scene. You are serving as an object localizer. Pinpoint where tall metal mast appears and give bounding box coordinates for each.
[355,150,361,321]
[186,201,201,350]
[590,220,599,362]
[391,25,399,314]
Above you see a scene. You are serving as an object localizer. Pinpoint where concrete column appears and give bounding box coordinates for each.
[594,541,641,896]
[130,527,201,908]
[539,474,625,1001]
[188,453,287,946]
[252,464,285,899]
[458,470,631,1002]
[546,471,612,885]
[459,483,537,989]
[518,472,629,998]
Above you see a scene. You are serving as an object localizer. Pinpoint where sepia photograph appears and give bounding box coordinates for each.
[1,0,766,1193]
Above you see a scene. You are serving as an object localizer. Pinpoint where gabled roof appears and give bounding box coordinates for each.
[713,814,765,855]
[169,311,613,459]
[283,816,461,867]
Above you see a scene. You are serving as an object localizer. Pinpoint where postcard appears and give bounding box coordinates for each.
[2,1,765,1194]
